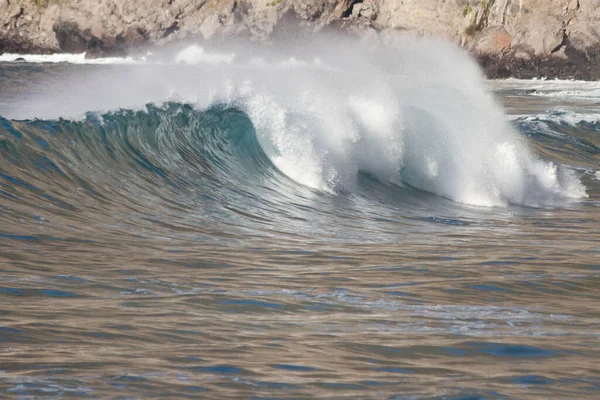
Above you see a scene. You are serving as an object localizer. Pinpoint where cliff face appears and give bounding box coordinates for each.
[2,0,600,79]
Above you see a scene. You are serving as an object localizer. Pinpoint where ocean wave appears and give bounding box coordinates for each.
[0,52,143,64]
[2,36,589,207]
[509,111,600,126]
[492,78,600,101]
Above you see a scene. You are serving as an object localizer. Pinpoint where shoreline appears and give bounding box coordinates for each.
[2,1,600,81]
[1,45,599,82]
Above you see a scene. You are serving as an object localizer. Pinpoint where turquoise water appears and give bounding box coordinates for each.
[0,43,600,398]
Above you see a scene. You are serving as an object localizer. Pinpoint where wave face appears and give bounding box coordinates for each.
[4,36,586,207]
[1,104,311,241]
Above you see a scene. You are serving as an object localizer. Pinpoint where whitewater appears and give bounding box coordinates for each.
[0,35,599,399]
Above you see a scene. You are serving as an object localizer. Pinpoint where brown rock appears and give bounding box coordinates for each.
[473,26,512,56]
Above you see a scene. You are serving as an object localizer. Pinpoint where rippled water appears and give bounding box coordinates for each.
[1,41,600,398]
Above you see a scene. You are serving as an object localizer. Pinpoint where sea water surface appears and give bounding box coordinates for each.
[0,37,599,398]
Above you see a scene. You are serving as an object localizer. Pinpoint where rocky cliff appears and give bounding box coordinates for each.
[2,0,600,79]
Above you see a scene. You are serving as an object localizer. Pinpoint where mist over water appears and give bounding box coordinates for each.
[1,35,599,399]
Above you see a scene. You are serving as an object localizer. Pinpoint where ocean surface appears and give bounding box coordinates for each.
[0,38,599,398]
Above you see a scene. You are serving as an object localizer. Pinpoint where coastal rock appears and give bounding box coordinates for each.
[1,0,600,79]
[351,1,377,20]
[473,26,512,56]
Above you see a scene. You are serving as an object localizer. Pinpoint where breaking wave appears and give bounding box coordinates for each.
[2,35,588,208]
